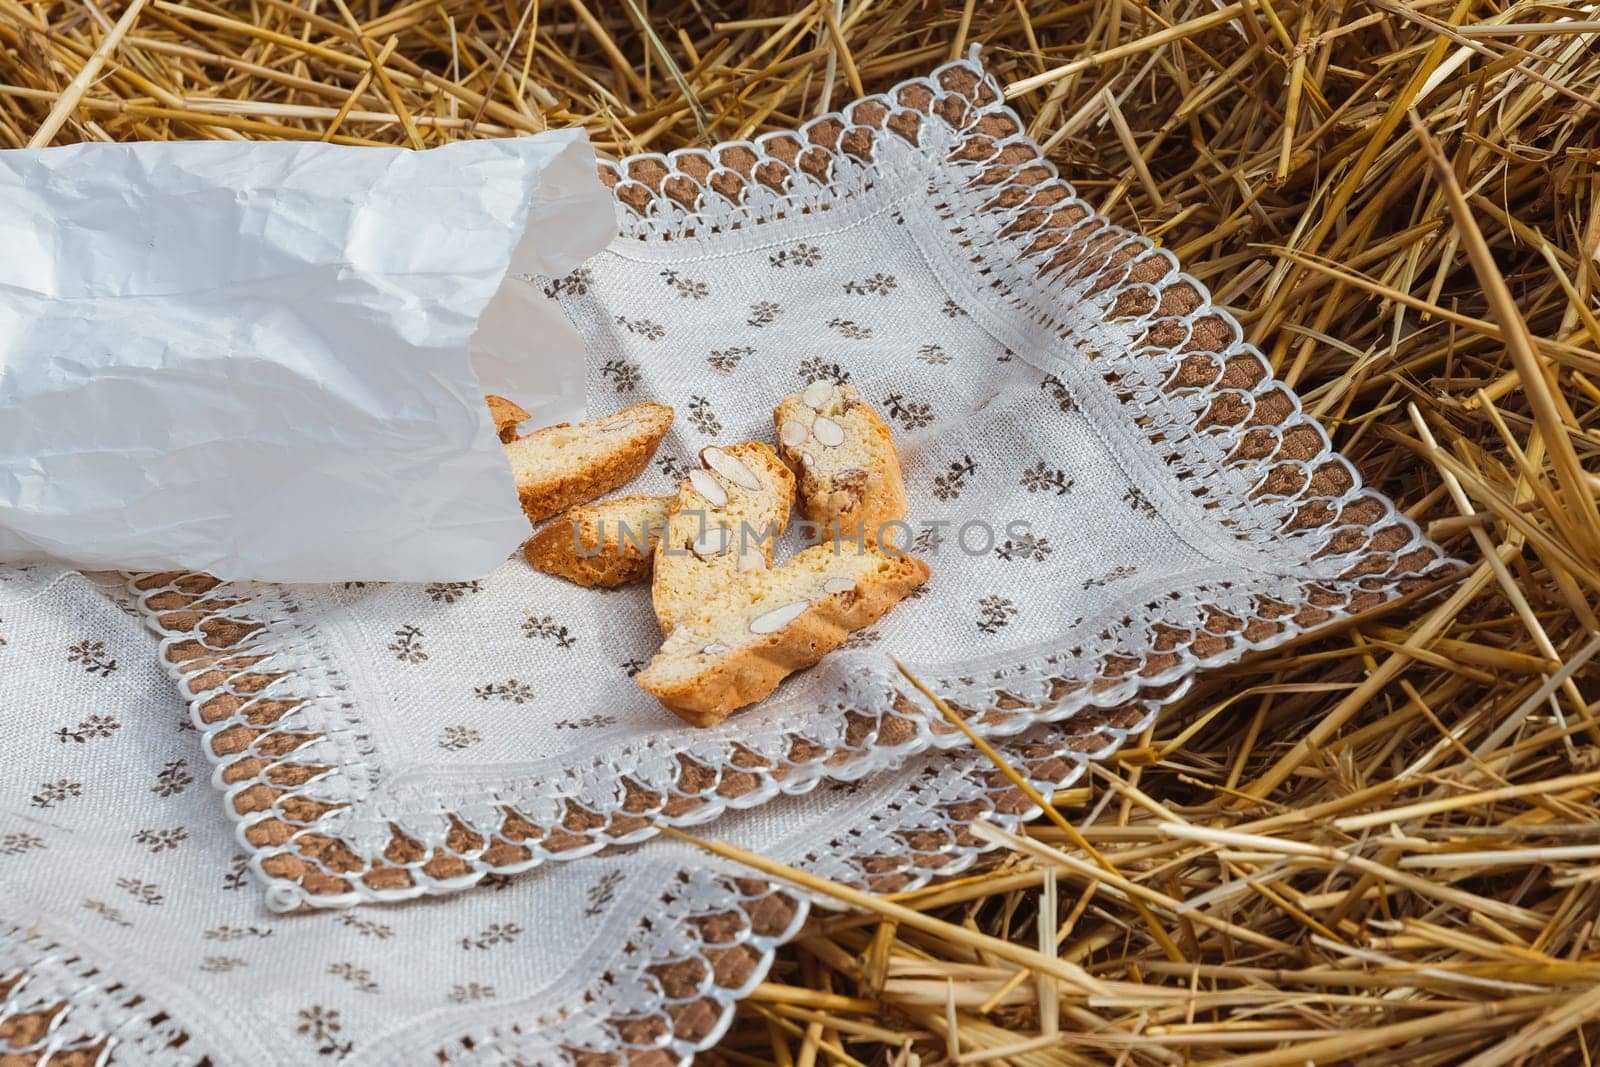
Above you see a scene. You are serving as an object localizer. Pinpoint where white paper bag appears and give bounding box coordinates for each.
[0,130,613,582]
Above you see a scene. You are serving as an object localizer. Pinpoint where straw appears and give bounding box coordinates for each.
[4,1,1597,1060]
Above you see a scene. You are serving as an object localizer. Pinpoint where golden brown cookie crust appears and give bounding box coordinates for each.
[486,394,532,443]
[524,494,671,588]
[503,402,674,523]
[638,547,929,726]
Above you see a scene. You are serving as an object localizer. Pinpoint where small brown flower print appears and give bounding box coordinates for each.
[798,358,851,385]
[615,314,665,340]
[746,301,783,327]
[941,298,966,318]
[337,914,394,940]
[687,395,722,435]
[621,658,646,677]
[660,268,709,299]
[1084,564,1139,590]
[843,272,897,296]
[56,714,121,743]
[133,827,188,853]
[297,1005,338,1040]
[555,714,617,730]
[438,725,481,751]
[67,639,117,676]
[200,957,247,973]
[473,679,535,704]
[0,832,46,856]
[460,922,522,950]
[450,983,496,1003]
[297,1006,353,1057]
[996,534,1054,563]
[584,870,625,916]
[204,925,274,941]
[769,242,822,268]
[977,596,1018,634]
[328,962,379,994]
[708,346,753,373]
[998,347,1015,362]
[389,625,427,663]
[523,613,576,648]
[31,778,81,809]
[840,628,880,651]
[542,267,592,298]
[917,343,951,364]
[884,394,934,430]
[657,453,692,481]
[600,358,642,392]
[152,759,193,798]
[933,456,977,501]
[426,580,482,604]
[912,526,945,554]
[479,873,514,891]
[771,243,825,268]
[1041,374,1077,413]
[1124,486,1159,518]
[223,854,251,891]
[0,619,8,648]
[1021,461,1074,496]
[82,899,132,927]
[826,318,872,340]
[117,876,164,906]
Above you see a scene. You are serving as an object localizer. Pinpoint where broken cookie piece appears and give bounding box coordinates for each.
[774,382,908,547]
[524,494,671,588]
[486,394,532,443]
[503,401,674,523]
[637,543,930,726]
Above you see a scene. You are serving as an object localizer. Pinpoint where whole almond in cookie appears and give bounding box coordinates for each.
[773,384,908,546]
[702,446,763,490]
[687,469,729,507]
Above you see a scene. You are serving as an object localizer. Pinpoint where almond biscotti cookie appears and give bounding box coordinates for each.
[486,394,531,443]
[524,494,671,588]
[774,382,908,546]
[637,544,929,726]
[653,442,796,634]
[503,401,674,523]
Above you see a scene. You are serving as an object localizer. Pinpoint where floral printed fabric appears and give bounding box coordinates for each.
[1,562,1122,1065]
[131,55,1444,913]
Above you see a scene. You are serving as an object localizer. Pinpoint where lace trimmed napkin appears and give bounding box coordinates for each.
[132,53,1446,912]
[1,563,1126,1065]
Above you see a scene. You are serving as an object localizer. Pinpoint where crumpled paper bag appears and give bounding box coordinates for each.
[0,130,613,581]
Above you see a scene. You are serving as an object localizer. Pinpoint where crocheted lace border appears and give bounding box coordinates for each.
[2,712,1142,1065]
